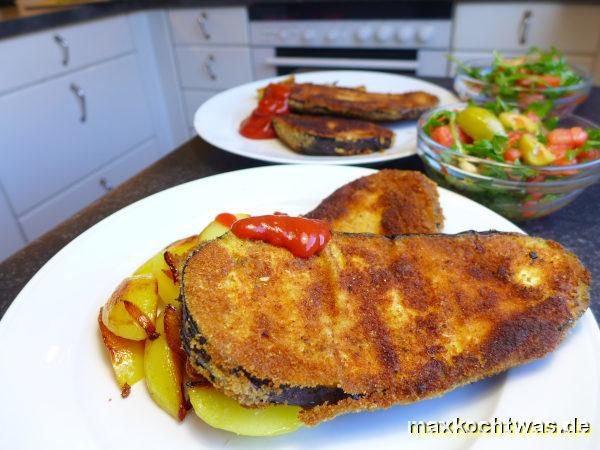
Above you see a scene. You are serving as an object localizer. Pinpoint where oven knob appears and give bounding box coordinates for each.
[417,25,435,43]
[355,26,373,43]
[396,27,415,43]
[375,25,394,42]
[277,30,289,41]
[302,29,318,43]
[326,29,340,43]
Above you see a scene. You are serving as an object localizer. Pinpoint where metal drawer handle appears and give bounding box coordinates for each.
[518,10,532,45]
[99,178,113,192]
[70,83,86,123]
[204,54,217,80]
[53,34,70,66]
[197,12,211,40]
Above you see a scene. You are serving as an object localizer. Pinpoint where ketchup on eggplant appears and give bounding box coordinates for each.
[230,215,331,258]
[239,83,290,139]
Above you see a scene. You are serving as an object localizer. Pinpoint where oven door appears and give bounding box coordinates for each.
[252,47,448,79]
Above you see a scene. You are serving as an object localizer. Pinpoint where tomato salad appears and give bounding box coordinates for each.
[454,48,588,102]
[419,99,600,220]
[424,101,600,171]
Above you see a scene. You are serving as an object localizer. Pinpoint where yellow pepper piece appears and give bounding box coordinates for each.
[457,106,506,141]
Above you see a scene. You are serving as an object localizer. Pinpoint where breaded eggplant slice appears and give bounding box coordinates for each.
[273,114,394,156]
[181,231,590,425]
[289,83,439,121]
[306,169,443,233]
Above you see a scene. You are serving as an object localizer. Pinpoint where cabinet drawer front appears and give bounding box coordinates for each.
[176,47,253,89]
[183,89,216,126]
[0,16,134,95]
[0,54,154,215]
[454,3,600,53]
[0,189,25,261]
[169,7,249,45]
[19,139,159,241]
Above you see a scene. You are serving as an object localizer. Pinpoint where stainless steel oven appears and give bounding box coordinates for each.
[249,1,453,79]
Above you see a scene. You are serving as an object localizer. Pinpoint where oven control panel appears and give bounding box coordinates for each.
[250,20,451,48]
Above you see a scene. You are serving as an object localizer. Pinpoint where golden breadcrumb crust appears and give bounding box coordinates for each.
[306,170,443,234]
[182,232,590,425]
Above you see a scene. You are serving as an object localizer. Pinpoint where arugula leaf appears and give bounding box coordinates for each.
[482,97,513,115]
[525,100,553,119]
[543,117,560,131]
[581,128,600,151]
[463,135,508,162]
[447,55,481,79]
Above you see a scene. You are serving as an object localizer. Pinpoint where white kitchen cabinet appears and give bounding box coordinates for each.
[168,7,249,45]
[453,3,600,53]
[0,188,25,261]
[175,46,253,90]
[183,89,216,127]
[19,139,159,241]
[0,16,134,95]
[0,54,154,216]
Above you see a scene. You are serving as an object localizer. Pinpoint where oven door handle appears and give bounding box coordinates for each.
[264,56,419,71]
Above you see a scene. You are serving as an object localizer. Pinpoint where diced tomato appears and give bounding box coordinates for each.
[540,75,562,87]
[522,200,539,218]
[579,149,600,161]
[529,192,544,201]
[527,174,546,182]
[504,148,521,162]
[516,75,561,88]
[548,127,588,148]
[548,144,569,160]
[430,125,454,147]
[548,128,572,146]
[570,127,588,147]
[552,158,578,175]
[507,131,523,148]
[430,125,471,147]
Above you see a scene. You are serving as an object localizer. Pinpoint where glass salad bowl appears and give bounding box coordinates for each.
[417,103,600,221]
[454,56,592,118]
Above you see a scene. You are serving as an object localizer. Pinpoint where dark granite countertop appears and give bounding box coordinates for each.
[0,78,599,322]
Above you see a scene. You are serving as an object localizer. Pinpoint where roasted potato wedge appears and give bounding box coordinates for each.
[134,235,199,305]
[98,309,144,397]
[198,213,249,242]
[188,386,302,436]
[102,274,159,341]
[144,312,186,420]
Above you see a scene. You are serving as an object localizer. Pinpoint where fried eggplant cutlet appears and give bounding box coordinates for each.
[289,83,439,121]
[272,114,394,156]
[306,170,443,233]
[181,231,590,425]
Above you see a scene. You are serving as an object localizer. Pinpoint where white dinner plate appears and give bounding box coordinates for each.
[0,165,598,450]
[194,70,458,164]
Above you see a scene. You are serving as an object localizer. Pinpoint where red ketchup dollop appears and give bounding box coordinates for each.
[230,215,331,258]
[239,83,290,139]
[215,212,238,228]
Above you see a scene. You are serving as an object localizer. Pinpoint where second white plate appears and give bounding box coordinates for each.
[194,70,458,165]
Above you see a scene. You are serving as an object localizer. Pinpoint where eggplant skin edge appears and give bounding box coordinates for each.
[272,115,394,156]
